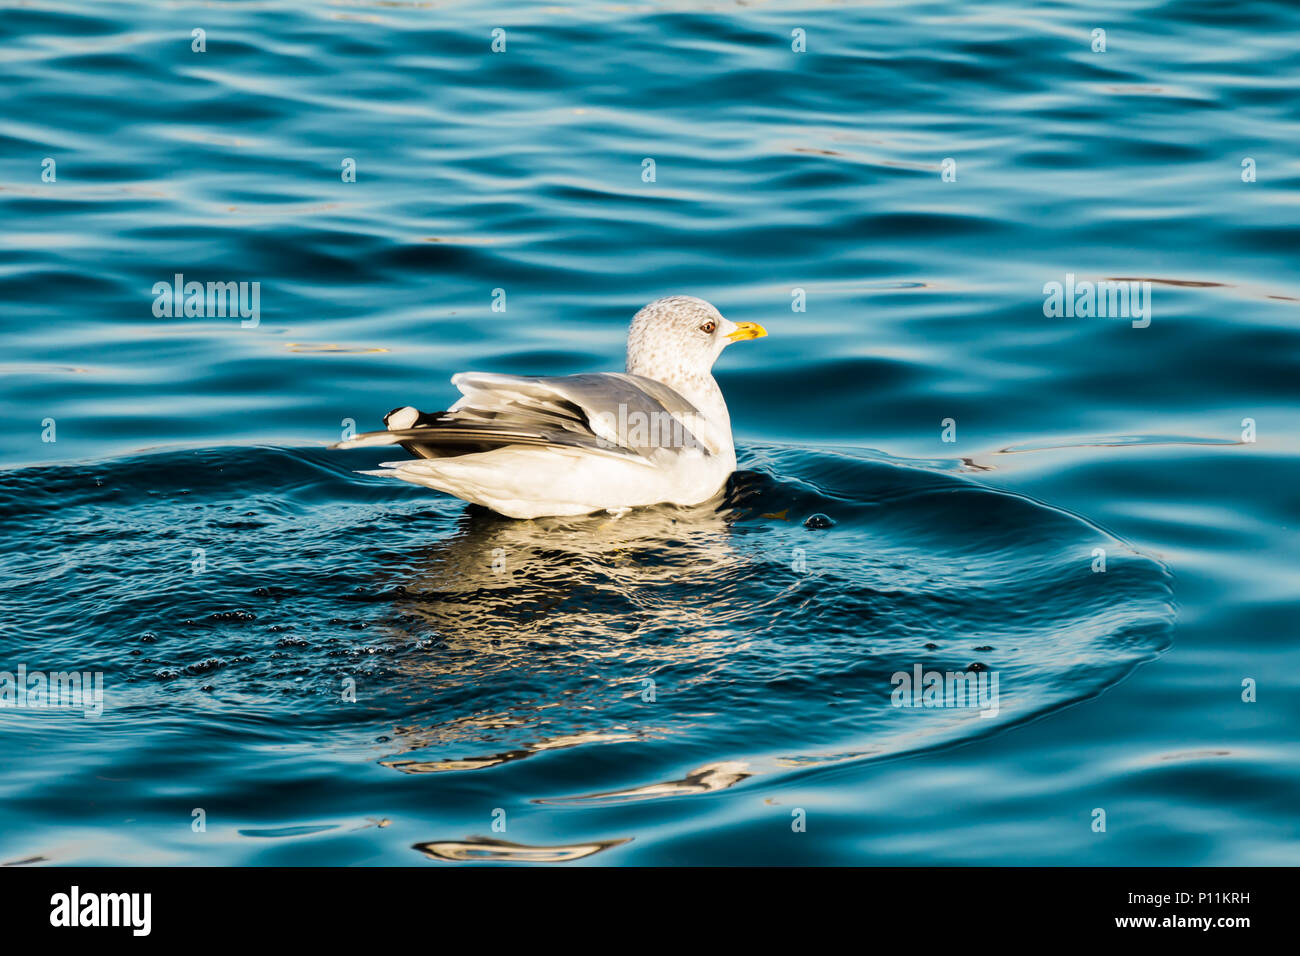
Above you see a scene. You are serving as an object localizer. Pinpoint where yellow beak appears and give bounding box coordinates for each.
[726,321,768,342]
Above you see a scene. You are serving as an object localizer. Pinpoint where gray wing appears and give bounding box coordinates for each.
[333,371,716,462]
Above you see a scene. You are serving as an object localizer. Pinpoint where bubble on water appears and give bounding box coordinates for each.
[211,610,256,622]
[185,658,225,675]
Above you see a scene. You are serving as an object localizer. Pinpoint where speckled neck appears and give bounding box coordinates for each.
[623,295,735,440]
[628,357,730,431]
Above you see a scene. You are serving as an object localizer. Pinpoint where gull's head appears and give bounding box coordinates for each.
[625,295,766,383]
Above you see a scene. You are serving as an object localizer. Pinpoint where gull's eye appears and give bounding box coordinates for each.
[700,321,717,334]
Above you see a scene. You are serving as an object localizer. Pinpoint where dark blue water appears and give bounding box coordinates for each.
[1,0,1296,865]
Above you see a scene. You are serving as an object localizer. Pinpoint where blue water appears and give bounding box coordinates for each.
[1,0,1296,865]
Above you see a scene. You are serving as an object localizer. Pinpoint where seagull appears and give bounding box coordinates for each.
[333,296,767,519]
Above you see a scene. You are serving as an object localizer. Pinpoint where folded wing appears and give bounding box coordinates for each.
[332,371,717,463]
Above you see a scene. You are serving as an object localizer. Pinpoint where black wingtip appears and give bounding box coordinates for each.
[384,406,415,428]
[383,406,456,431]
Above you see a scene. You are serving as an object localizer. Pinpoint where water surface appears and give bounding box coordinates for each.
[1,0,1297,865]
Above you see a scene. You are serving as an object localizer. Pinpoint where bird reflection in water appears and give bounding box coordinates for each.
[371,471,780,785]
[413,835,632,863]
[533,760,753,805]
